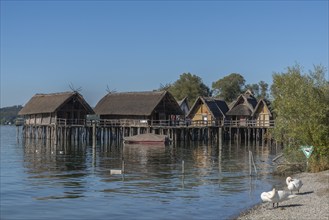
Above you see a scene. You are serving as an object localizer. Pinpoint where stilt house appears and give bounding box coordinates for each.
[251,99,273,127]
[18,92,94,125]
[94,91,183,126]
[226,90,258,126]
[186,97,229,126]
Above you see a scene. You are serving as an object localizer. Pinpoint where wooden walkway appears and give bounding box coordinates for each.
[17,118,275,145]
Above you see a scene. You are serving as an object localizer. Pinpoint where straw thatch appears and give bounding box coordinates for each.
[226,104,252,116]
[226,93,257,117]
[94,91,183,116]
[18,92,94,115]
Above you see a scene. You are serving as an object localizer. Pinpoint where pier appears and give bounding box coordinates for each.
[17,118,275,146]
[16,90,276,147]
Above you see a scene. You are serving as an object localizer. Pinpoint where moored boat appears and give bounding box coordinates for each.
[123,133,169,145]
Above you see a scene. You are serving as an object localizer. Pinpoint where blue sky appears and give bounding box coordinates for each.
[1,1,328,107]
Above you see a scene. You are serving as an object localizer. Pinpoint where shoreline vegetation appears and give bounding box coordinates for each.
[253,62,329,220]
[268,64,329,173]
[235,169,329,220]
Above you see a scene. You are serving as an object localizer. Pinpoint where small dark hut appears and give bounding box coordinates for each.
[226,90,258,125]
[94,91,183,126]
[187,97,229,126]
[18,92,94,125]
[251,99,273,127]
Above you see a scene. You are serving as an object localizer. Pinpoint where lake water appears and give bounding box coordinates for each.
[1,126,285,220]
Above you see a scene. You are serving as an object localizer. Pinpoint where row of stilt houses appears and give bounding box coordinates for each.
[17,89,274,145]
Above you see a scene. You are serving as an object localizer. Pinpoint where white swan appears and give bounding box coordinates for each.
[260,188,297,208]
[286,177,303,194]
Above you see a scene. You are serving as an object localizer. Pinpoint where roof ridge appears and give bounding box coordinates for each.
[107,90,164,95]
[34,91,75,96]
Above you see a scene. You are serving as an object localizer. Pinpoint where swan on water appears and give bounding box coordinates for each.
[260,188,297,208]
[286,177,303,194]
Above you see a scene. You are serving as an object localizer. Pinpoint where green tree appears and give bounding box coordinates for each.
[244,81,269,99]
[258,80,269,99]
[163,73,211,107]
[212,73,245,102]
[271,64,329,171]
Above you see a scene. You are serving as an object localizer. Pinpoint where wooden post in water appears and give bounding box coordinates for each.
[243,128,246,144]
[261,128,265,146]
[54,124,58,146]
[249,151,252,175]
[122,160,125,174]
[207,127,210,141]
[92,121,96,148]
[218,127,222,145]
[249,150,257,176]
[16,125,20,141]
[247,128,251,146]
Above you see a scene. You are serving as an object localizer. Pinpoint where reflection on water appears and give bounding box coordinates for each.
[22,138,89,201]
[1,126,285,220]
[22,137,281,196]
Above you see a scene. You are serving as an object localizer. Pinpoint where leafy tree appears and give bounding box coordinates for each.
[271,64,329,171]
[258,80,269,99]
[162,73,211,107]
[212,73,245,102]
[244,81,269,99]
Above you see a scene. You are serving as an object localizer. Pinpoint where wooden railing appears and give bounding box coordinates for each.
[223,119,275,128]
[15,118,25,126]
[57,119,86,126]
[93,119,275,128]
[18,118,275,128]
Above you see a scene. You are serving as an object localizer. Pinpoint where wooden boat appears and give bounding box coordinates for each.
[123,133,169,145]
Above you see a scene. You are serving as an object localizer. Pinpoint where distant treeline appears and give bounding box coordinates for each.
[0,105,23,125]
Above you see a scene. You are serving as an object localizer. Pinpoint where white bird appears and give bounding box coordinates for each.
[286,177,303,194]
[261,188,297,208]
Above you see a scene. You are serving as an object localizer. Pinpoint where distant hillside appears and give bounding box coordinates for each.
[0,105,23,125]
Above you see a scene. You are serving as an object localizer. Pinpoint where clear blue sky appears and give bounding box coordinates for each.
[1,0,328,107]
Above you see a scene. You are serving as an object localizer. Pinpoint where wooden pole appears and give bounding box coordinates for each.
[218,127,222,146]
[122,160,125,174]
[92,121,96,148]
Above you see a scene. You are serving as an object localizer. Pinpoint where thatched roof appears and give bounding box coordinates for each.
[226,104,252,116]
[226,93,257,116]
[187,97,229,119]
[18,92,94,115]
[94,91,183,116]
